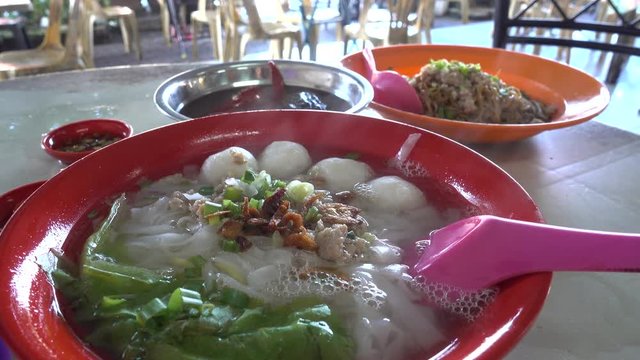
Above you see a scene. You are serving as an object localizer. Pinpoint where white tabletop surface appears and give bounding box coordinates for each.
[1,63,640,359]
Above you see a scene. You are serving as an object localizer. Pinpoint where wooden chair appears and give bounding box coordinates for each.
[191,0,223,59]
[238,0,303,59]
[82,0,142,68]
[0,0,87,80]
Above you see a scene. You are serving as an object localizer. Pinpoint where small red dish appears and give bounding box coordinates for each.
[0,180,46,231]
[41,119,133,164]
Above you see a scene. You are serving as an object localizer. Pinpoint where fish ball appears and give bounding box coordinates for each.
[364,176,426,213]
[201,147,257,185]
[258,141,312,179]
[308,158,373,193]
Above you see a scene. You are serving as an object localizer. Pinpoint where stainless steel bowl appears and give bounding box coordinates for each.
[154,60,374,121]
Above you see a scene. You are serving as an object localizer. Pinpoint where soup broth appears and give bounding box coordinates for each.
[180,86,352,117]
[53,142,496,360]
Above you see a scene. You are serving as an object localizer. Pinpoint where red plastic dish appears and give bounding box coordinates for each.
[41,119,133,164]
[0,110,551,359]
[0,180,46,231]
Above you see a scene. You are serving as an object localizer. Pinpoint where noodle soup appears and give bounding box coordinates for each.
[53,141,496,360]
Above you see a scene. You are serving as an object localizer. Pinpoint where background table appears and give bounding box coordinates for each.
[1,64,640,359]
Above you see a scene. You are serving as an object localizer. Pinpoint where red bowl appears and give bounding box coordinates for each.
[41,119,133,164]
[0,110,551,359]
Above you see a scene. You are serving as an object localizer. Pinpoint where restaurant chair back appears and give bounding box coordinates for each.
[190,0,224,60]
[493,0,639,84]
[362,0,425,47]
[342,0,374,54]
[0,0,87,80]
[239,0,303,59]
[81,0,142,68]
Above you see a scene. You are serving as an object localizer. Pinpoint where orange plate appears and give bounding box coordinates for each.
[341,44,610,143]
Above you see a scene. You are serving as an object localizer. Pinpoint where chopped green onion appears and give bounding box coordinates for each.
[224,186,243,201]
[248,198,262,210]
[241,170,256,183]
[346,231,356,240]
[222,199,241,217]
[101,296,126,309]
[202,201,223,216]
[286,180,315,203]
[272,179,287,189]
[167,288,203,313]
[138,298,168,323]
[222,239,240,253]
[304,206,319,223]
[221,287,250,308]
[198,186,215,195]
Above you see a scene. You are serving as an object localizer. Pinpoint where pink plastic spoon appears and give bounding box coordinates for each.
[414,215,640,292]
[361,47,423,114]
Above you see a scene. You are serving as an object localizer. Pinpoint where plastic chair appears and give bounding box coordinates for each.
[366,0,434,46]
[342,0,375,54]
[301,0,343,40]
[156,0,172,45]
[239,0,303,59]
[0,0,87,80]
[448,0,470,24]
[82,0,142,68]
[191,0,223,59]
[365,0,416,45]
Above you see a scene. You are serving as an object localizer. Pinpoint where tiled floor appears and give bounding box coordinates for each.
[93,17,639,135]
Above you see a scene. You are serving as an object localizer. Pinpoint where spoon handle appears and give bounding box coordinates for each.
[417,215,640,291]
[488,216,640,273]
[362,47,377,81]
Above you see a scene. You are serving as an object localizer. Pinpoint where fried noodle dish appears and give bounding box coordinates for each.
[409,59,556,124]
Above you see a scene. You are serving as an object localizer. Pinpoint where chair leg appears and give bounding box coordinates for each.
[461,0,470,24]
[118,17,131,54]
[343,35,349,55]
[192,20,199,59]
[161,6,171,46]
[275,39,285,59]
[128,14,142,60]
[207,14,223,60]
[239,33,251,59]
[83,14,97,68]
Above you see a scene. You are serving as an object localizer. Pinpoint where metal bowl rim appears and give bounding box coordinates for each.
[154,59,374,121]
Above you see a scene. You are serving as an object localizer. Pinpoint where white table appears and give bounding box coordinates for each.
[1,63,640,359]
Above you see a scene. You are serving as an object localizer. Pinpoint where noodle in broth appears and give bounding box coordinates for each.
[53,142,495,360]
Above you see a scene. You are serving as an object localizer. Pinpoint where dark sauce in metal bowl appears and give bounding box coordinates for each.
[180,85,351,118]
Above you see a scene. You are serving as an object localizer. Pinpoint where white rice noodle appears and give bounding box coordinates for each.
[123,225,219,269]
[362,206,444,245]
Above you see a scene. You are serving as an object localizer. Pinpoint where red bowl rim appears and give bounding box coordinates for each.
[41,118,133,163]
